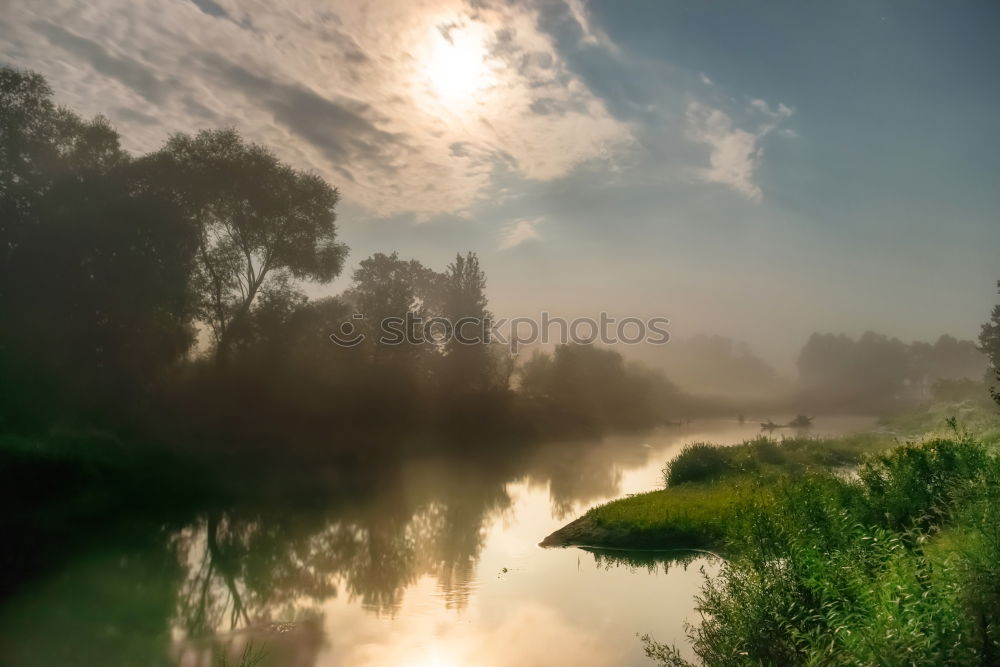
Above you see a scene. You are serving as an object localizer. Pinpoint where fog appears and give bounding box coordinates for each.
[4,2,1000,665]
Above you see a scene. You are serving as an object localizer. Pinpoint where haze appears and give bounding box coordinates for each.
[4,0,998,370]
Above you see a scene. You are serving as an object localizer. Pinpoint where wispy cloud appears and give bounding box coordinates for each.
[499,217,543,250]
[685,98,795,201]
[1,0,631,218]
[563,0,618,52]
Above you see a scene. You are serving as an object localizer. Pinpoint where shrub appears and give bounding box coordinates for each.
[664,443,735,486]
[858,437,989,531]
[644,438,1000,666]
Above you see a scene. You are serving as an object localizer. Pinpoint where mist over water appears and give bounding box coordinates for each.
[3,2,1000,664]
[0,418,874,666]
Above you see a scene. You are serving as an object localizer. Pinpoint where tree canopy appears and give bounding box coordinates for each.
[141,129,347,361]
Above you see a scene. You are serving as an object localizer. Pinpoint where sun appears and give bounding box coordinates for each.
[421,21,495,106]
[408,648,462,667]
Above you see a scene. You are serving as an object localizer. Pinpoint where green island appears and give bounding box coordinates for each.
[543,400,1000,665]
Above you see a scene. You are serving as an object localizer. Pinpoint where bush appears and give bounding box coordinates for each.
[587,478,769,549]
[663,434,891,488]
[664,443,735,486]
[644,438,1000,666]
[858,437,989,531]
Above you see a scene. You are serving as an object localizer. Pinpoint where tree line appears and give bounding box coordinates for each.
[796,331,990,411]
[2,66,997,451]
[0,67,686,449]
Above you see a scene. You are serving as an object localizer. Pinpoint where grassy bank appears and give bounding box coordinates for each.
[642,434,1000,665]
[880,396,1000,444]
[539,402,1000,663]
[541,478,765,549]
[542,401,1000,665]
[541,432,895,550]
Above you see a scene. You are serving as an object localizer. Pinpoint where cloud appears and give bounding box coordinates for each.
[1,0,631,218]
[30,20,169,104]
[189,0,228,19]
[750,98,793,120]
[499,216,543,249]
[685,98,794,201]
[563,0,618,52]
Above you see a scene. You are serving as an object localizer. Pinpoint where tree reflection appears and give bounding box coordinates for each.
[166,431,665,653]
[0,429,667,665]
[170,454,520,649]
[585,547,712,574]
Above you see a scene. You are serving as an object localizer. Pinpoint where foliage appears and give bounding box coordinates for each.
[644,437,1000,666]
[141,128,347,362]
[519,344,684,433]
[881,400,1000,447]
[440,252,499,394]
[584,478,768,550]
[663,443,738,486]
[981,280,1000,409]
[797,331,986,412]
[0,67,199,426]
[664,434,892,487]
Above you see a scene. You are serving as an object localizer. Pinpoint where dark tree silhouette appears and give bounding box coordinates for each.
[0,67,198,424]
[344,252,443,366]
[441,252,497,393]
[980,281,1000,407]
[143,129,347,363]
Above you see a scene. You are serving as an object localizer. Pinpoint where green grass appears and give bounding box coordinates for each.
[881,398,1000,446]
[556,404,1000,664]
[552,433,895,551]
[664,433,894,486]
[642,435,1000,666]
[585,478,769,550]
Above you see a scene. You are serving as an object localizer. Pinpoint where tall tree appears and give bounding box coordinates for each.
[981,280,1000,407]
[440,252,497,393]
[143,129,347,362]
[0,68,198,423]
[344,252,443,365]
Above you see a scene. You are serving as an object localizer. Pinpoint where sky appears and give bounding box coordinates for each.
[2,0,998,369]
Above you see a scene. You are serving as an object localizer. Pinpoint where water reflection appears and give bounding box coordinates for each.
[0,417,874,666]
[586,548,715,574]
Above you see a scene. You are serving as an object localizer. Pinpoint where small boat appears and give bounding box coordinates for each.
[760,419,781,430]
[789,414,814,428]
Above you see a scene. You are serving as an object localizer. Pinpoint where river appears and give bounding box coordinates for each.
[0,416,875,666]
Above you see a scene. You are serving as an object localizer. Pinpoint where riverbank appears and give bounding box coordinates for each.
[541,431,895,550]
[543,403,1000,665]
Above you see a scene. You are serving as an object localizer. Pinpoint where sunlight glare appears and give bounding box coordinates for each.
[422,22,495,105]
[409,647,461,667]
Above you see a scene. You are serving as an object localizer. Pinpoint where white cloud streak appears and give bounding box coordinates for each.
[499,216,543,250]
[685,98,795,202]
[1,0,632,218]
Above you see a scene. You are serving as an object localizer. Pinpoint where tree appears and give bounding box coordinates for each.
[981,280,1000,407]
[344,252,443,365]
[143,129,347,363]
[517,350,555,398]
[0,68,198,423]
[520,344,681,430]
[907,335,986,398]
[440,252,497,393]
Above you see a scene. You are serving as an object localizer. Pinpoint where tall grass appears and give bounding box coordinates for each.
[581,433,892,550]
[643,436,1000,666]
[586,478,770,549]
[664,433,892,487]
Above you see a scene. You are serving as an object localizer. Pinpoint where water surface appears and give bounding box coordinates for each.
[0,417,874,666]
